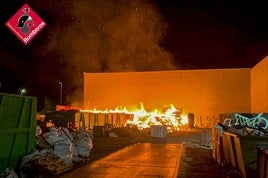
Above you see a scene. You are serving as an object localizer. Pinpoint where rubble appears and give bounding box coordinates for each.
[221,112,268,136]
[33,153,73,175]
[213,112,268,177]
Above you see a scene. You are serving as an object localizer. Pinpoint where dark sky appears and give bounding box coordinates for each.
[157,0,268,68]
[0,0,268,108]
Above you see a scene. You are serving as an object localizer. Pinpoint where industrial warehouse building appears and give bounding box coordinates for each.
[84,56,268,126]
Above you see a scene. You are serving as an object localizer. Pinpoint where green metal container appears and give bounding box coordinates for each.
[0,93,37,172]
[239,135,268,169]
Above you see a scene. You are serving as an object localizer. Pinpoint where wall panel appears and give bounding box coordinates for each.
[251,56,268,112]
[84,69,251,120]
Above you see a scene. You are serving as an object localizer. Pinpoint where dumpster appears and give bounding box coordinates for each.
[222,131,268,177]
[256,147,268,178]
[45,110,78,128]
[0,93,37,172]
[93,126,105,137]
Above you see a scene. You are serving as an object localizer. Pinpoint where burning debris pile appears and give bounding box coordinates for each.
[81,103,189,132]
[219,112,268,136]
[125,103,188,131]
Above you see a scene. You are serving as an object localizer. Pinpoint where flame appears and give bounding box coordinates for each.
[125,103,188,131]
[81,102,188,131]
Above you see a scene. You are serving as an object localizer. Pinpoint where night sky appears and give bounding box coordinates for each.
[0,0,268,109]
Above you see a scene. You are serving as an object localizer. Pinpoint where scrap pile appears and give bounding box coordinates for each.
[213,112,268,177]
[219,112,268,136]
[19,126,93,177]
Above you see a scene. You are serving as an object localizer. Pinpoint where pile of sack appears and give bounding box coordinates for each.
[18,126,93,176]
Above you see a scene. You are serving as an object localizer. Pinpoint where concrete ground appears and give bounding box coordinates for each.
[58,128,228,178]
[61,143,183,178]
[28,128,257,177]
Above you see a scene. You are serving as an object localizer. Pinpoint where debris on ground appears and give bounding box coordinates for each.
[220,112,268,136]
[0,167,18,178]
[18,126,93,177]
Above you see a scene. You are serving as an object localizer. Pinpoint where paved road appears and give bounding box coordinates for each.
[60,143,184,178]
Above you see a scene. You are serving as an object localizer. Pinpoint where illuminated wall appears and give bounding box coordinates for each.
[251,56,268,112]
[84,68,251,119]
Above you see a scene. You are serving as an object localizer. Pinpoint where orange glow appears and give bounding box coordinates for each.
[81,102,188,131]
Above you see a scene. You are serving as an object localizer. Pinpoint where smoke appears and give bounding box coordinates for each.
[39,0,176,106]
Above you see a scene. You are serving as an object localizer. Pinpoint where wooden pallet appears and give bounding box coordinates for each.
[222,132,246,178]
[34,154,73,175]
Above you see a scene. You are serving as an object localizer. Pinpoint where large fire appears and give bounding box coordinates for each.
[81,103,188,131]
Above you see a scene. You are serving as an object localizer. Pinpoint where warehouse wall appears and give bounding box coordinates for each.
[84,68,251,122]
[251,56,268,112]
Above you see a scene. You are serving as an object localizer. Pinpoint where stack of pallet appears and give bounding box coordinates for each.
[33,154,73,175]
